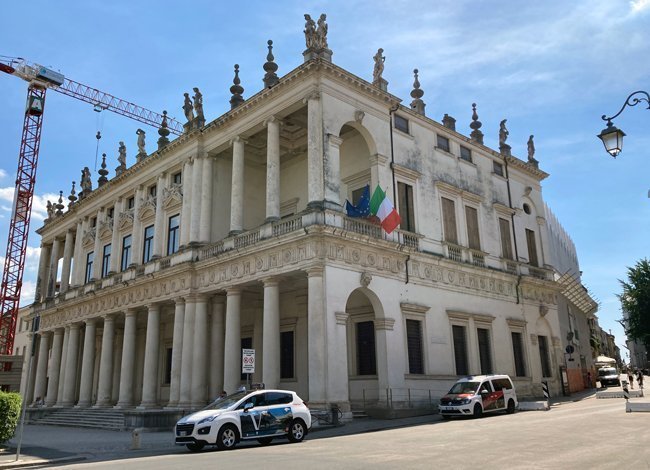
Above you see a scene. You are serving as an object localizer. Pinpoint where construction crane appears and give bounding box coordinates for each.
[0,57,184,365]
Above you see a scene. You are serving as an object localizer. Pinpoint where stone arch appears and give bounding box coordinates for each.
[336,122,377,207]
[334,121,378,157]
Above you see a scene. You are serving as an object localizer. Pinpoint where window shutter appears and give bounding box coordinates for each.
[398,182,415,232]
[441,198,458,244]
[452,325,468,375]
[477,328,493,374]
[511,332,526,377]
[499,218,513,260]
[465,206,481,250]
[526,229,539,266]
[406,319,424,374]
[356,321,377,376]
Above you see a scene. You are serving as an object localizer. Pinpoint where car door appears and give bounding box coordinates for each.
[259,392,294,436]
[238,392,268,438]
[479,381,498,411]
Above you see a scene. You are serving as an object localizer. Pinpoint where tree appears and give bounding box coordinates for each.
[619,258,650,349]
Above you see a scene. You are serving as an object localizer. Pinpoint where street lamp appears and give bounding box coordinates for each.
[598,90,650,158]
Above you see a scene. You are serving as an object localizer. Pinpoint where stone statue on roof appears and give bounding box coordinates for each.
[304,14,317,49]
[46,200,54,219]
[183,93,194,122]
[136,128,146,160]
[118,141,127,166]
[373,48,385,82]
[80,166,92,194]
[316,14,328,49]
[193,87,204,122]
[527,135,535,161]
[499,119,509,146]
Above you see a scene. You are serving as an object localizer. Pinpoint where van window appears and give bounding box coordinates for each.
[479,381,493,394]
[491,378,513,390]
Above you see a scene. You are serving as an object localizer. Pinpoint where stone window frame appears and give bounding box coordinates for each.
[84,251,94,284]
[459,145,473,163]
[493,203,516,261]
[345,306,377,379]
[493,160,505,177]
[507,318,529,378]
[162,339,174,386]
[166,213,180,256]
[447,310,496,376]
[436,134,451,153]
[474,315,495,375]
[400,302,430,376]
[447,310,471,376]
[280,317,298,382]
[393,114,410,135]
[393,164,421,234]
[342,169,371,207]
[435,181,484,250]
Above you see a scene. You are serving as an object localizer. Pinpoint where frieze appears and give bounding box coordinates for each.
[163,185,183,208]
[138,196,156,219]
[82,227,96,247]
[118,209,134,229]
[98,218,113,239]
[521,285,557,305]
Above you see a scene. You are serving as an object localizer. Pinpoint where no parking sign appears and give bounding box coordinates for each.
[242,348,255,374]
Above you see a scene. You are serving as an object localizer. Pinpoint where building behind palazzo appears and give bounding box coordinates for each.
[14,13,599,422]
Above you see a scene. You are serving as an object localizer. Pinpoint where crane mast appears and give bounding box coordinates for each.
[0,57,183,365]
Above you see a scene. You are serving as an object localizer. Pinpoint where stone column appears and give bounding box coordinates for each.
[116,309,137,408]
[111,330,123,402]
[262,277,280,389]
[59,230,75,293]
[95,315,115,407]
[91,210,104,280]
[71,219,85,287]
[199,156,213,243]
[307,267,326,403]
[179,159,193,248]
[139,304,160,408]
[265,116,281,222]
[47,237,61,297]
[305,92,324,208]
[35,242,51,302]
[45,328,64,406]
[209,297,225,399]
[152,173,166,259]
[191,295,209,407]
[223,287,242,394]
[109,199,123,274]
[32,332,51,404]
[324,134,342,207]
[189,156,203,243]
[55,326,69,406]
[61,323,81,406]
[130,186,144,267]
[167,299,185,408]
[77,319,97,407]
[229,137,246,235]
[178,297,195,408]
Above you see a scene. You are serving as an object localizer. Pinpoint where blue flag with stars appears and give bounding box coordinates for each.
[345,184,371,218]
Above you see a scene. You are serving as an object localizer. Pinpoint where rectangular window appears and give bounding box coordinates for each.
[493,161,504,176]
[477,328,493,374]
[460,145,472,162]
[526,229,539,267]
[441,197,458,244]
[167,214,180,255]
[85,251,94,283]
[91,217,97,228]
[142,225,154,263]
[127,197,135,209]
[164,347,173,384]
[241,337,252,380]
[173,172,182,185]
[107,207,114,219]
[101,244,111,278]
[437,135,450,152]
[452,325,469,375]
[121,234,132,271]
[397,182,415,232]
[406,319,424,374]
[465,206,481,250]
[280,331,294,379]
[538,335,552,377]
[352,186,367,205]
[499,218,514,260]
[148,185,157,198]
[512,332,526,377]
[394,114,409,133]
[356,321,377,376]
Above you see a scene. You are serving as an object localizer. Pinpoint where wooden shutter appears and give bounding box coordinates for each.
[398,182,415,232]
[526,229,539,266]
[441,198,458,244]
[452,325,468,375]
[499,218,513,260]
[477,328,493,374]
[280,331,294,379]
[356,321,377,376]
[465,206,480,250]
[406,319,424,374]
[511,332,526,377]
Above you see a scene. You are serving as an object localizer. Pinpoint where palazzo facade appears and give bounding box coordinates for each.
[20,25,586,416]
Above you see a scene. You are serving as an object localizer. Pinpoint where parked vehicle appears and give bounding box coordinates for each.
[439,374,518,419]
[597,367,621,387]
[175,389,311,451]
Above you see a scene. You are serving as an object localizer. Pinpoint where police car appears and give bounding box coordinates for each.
[438,374,518,419]
[174,388,311,451]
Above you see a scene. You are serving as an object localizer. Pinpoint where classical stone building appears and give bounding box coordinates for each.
[20,15,585,419]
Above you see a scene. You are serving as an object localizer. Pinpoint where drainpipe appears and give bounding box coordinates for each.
[503,156,520,263]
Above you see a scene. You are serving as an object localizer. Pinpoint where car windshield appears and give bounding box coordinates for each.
[598,368,617,376]
[449,381,480,394]
[202,391,248,411]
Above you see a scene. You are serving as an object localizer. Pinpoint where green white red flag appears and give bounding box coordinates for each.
[369,185,401,234]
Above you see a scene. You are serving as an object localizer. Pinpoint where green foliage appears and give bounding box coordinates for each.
[619,258,650,349]
[0,391,21,444]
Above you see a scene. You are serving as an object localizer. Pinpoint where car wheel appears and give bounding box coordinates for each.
[257,437,273,446]
[288,419,307,443]
[506,399,516,414]
[186,442,205,452]
[216,424,238,450]
[473,403,483,418]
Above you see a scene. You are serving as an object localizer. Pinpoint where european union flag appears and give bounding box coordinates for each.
[345,184,370,218]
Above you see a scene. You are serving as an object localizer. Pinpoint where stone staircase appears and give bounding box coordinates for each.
[32,407,126,431]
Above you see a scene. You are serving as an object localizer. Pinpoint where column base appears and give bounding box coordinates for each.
[307,200,324,210]
[74,402,91,408]
[93,402,114,408]
[114,402,133,409]
[136,402,159,410]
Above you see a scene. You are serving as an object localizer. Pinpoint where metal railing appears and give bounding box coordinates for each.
[358,387,446,410]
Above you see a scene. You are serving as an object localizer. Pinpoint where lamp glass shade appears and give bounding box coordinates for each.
[598,124,625,158]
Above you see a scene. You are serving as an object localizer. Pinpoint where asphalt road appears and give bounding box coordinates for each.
[53,396,649,470]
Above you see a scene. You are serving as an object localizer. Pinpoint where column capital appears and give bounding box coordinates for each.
[174,297,186,307]
[146,303,161,312]
[212,295,226,306]
[125,308,138,317]
[225,286,243,297]
[327,134,344,148]
[302,89,321,103]
[261,276,280,288]
[264,115,283,127]
[305,266,324,278]
[40,330,53,339]
[102,313,116,322]
[69,322,82,331]
[230,135,248,146]
[83,318,97,327]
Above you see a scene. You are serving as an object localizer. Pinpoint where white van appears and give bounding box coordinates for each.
[439,374,518,419]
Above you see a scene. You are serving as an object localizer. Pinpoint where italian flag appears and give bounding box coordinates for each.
[369,185,401,234]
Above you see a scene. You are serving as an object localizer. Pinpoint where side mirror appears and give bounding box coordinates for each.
[244,402,254,412]
[480,390,489,395]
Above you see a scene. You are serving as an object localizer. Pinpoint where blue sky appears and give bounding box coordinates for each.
[1,0,649,357]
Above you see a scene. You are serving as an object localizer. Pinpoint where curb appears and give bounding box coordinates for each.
[0,455,86,469]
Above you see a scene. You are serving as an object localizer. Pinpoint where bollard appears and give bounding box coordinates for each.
[131,428,142,450]
[542,381,549,400]
[331,405,339,425]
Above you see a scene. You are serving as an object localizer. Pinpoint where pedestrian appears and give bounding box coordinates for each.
[586,371,592,389]
[637,369,644,389]
[627,369,634,388]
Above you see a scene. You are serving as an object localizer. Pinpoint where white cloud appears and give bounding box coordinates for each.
[19,280,36,308]
[0,169,7,180]
[0,186,61,222]
[630,0,650,13]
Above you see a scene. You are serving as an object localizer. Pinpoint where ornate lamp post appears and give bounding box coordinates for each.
[598,91,649,157]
